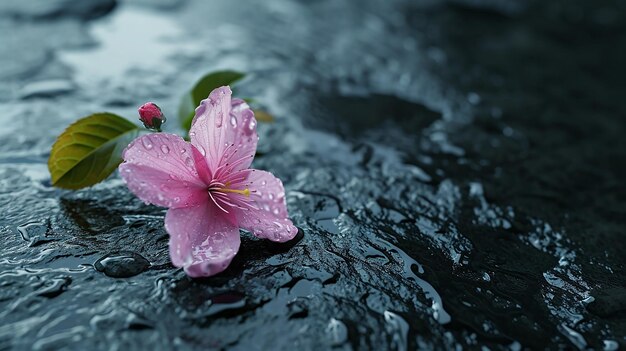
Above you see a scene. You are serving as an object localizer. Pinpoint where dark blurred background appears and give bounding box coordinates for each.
[1,0,625,350]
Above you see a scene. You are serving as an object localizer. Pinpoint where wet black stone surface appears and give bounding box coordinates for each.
[1,0,625,350]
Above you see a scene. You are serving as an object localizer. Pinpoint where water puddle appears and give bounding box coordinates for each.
[58,5,192,86]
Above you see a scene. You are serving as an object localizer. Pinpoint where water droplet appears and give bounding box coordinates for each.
[273,208,280,215]
[230,114,237,128]
[261,180,267,186]
[94,251,151,278]
[383,311,409,349]
[216,112,223,127]
[141,137,153,150]
[197,145,206,156]
[160,145,170,154]
[17,221,47,241]
[268,193,274,200]
[604,340,619,351]
[326,318,348,346]
[189,131,196,137]
[248,119,256,131]
[467,92,481,105]
[185,157,194,168]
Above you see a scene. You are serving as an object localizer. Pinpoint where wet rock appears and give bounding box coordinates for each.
[1,0,625,350]
[94,251,151,278]
[587,288,626,318]
[37,276,72,298]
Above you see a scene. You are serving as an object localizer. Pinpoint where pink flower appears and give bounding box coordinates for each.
[137,102,166,131]
[119,86,297,277]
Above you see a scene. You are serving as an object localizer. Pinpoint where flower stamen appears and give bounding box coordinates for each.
[214,187,250,197]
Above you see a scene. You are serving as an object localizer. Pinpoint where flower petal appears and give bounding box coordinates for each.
[235,170,297,242]
[120,133,207,208]
[190,87,258,176]
[191,143,212,185]
[165,201,240,278]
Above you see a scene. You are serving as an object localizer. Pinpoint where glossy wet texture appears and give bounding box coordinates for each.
[1,0,625,349]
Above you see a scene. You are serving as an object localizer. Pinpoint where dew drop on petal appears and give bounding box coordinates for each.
[160,145,170,154]
[142,137,153,150]
[230,114,237,128]
[216,112,223,128]
[185,157,194,168]
[197,145,206,156]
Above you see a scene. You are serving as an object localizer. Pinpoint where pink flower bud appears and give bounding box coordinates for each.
[138,102,166,131]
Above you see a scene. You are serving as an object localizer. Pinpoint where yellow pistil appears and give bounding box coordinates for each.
[214,187,250,197]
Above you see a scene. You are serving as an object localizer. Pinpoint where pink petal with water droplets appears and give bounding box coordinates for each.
[224,98,258,172]
[235,170,297,242]
[120,134,206,208]
[189,87,258,176]
[165,201,240,277]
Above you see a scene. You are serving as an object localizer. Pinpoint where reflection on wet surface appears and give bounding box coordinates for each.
[1,0,625,349]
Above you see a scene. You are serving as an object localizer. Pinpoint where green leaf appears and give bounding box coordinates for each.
[48,113,140,189]
[179,70,245,130]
